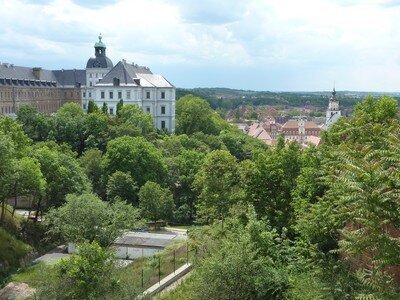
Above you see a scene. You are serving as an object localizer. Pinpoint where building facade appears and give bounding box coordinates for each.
[0,65,81,115]
[83,35,175,132]
[0,35,176,132]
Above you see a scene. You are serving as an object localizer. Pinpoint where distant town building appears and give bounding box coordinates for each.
[241,118,321,147]
[0,34,176,132]
[281,119,321,145]
[325,87,341,128]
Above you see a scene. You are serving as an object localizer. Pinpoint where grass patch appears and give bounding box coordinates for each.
[10,262,53,288]
[0,227,31,283]
[117,240,189,293]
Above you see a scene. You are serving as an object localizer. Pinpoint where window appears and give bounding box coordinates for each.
[161,121,166,129]
[161,106,166,115]
[89,92,92,98]
[161,91,165,99]
[127,91,131,99]
[109,91,113,99]
[118,91,122,99]
[146,106,150,113]
[146,91,150,99]
[83,103,87,110]
[101,91,105,99]
[110,108,114,115]
[89,82,93,87]
[89,74,92,78]
[83,92,86,98]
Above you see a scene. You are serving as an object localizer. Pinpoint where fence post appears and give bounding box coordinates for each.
[158,256,161,284]
[141,268,144,290]
[173,250,176,274]
[186,242,189,264]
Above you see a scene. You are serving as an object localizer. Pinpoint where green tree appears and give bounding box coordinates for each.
[116,99,124,117]
[194,150,242,225]
[241,142,301,232]
[0,132,15,224]
[139,181,174,224]
[46,193,142,247]
[83,111,110,151]
[16,105,52,141]
[53,241,119,299]
[32,143,91,207]
[102,102,108,114]
[111,105,154,137]
[0,116,31,157]
[53,103,85,154]
[11,157,46,220]
[105,136,166,186]
[176,94,219,135]
[219,130,268,161]
[87,100,97,114]
[79,148,106,198]
[106,171,138,205]
[167,149,205,223]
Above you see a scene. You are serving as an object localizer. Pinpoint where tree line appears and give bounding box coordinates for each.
[1,93,399,298]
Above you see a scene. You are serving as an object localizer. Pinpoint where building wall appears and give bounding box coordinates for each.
[93,85,176,132]
[0,86,81,115]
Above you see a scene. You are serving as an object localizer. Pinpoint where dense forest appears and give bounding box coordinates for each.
[177,87,400,112]
[0,94,399,299]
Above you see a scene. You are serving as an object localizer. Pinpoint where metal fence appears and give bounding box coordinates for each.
[131,242,203,291]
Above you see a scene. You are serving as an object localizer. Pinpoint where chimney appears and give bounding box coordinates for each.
[33,67,42,80]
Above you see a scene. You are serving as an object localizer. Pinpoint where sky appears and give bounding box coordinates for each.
[0,0,400,91]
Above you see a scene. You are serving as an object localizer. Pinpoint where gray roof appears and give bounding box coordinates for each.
[114,231,177,248]
[53,69,86,87]
[98,60,174,88]
[0,63,58,87]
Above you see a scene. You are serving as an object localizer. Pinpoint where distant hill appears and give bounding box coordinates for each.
[176,88,400,111]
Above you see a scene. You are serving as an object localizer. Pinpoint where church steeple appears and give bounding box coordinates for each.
[94,34,106,57]
[86,34,113,69]
[325,83,341,128]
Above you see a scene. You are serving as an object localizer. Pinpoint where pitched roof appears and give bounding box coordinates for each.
[282,120,320,130]
[53,69,86,86]
[0,64,57,82]
[98,60,174,88]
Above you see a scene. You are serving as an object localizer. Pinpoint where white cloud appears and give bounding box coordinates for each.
[0,0,399,90]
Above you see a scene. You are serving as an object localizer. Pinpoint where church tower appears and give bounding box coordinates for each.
[82,34,114,110]
[325,85,341,128]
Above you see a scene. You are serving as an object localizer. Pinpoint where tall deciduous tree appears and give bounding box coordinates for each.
[83,111,110,151]
[32,143,91,207]
[53,103,85,154]
[106,171,138,205]
[176,95,220,135]
[0,132,15,224]
[139,181,174,224]
[79,148,106,198]
[105,136,166,187]
[11,157,46,220]
[46,193,142,247]
[167,149,205,223]
[111,105,154,137]
[194,150,242,225]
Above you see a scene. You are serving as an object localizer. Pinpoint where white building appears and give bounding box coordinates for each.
[82,35,175,132]
[325,87,341,128]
